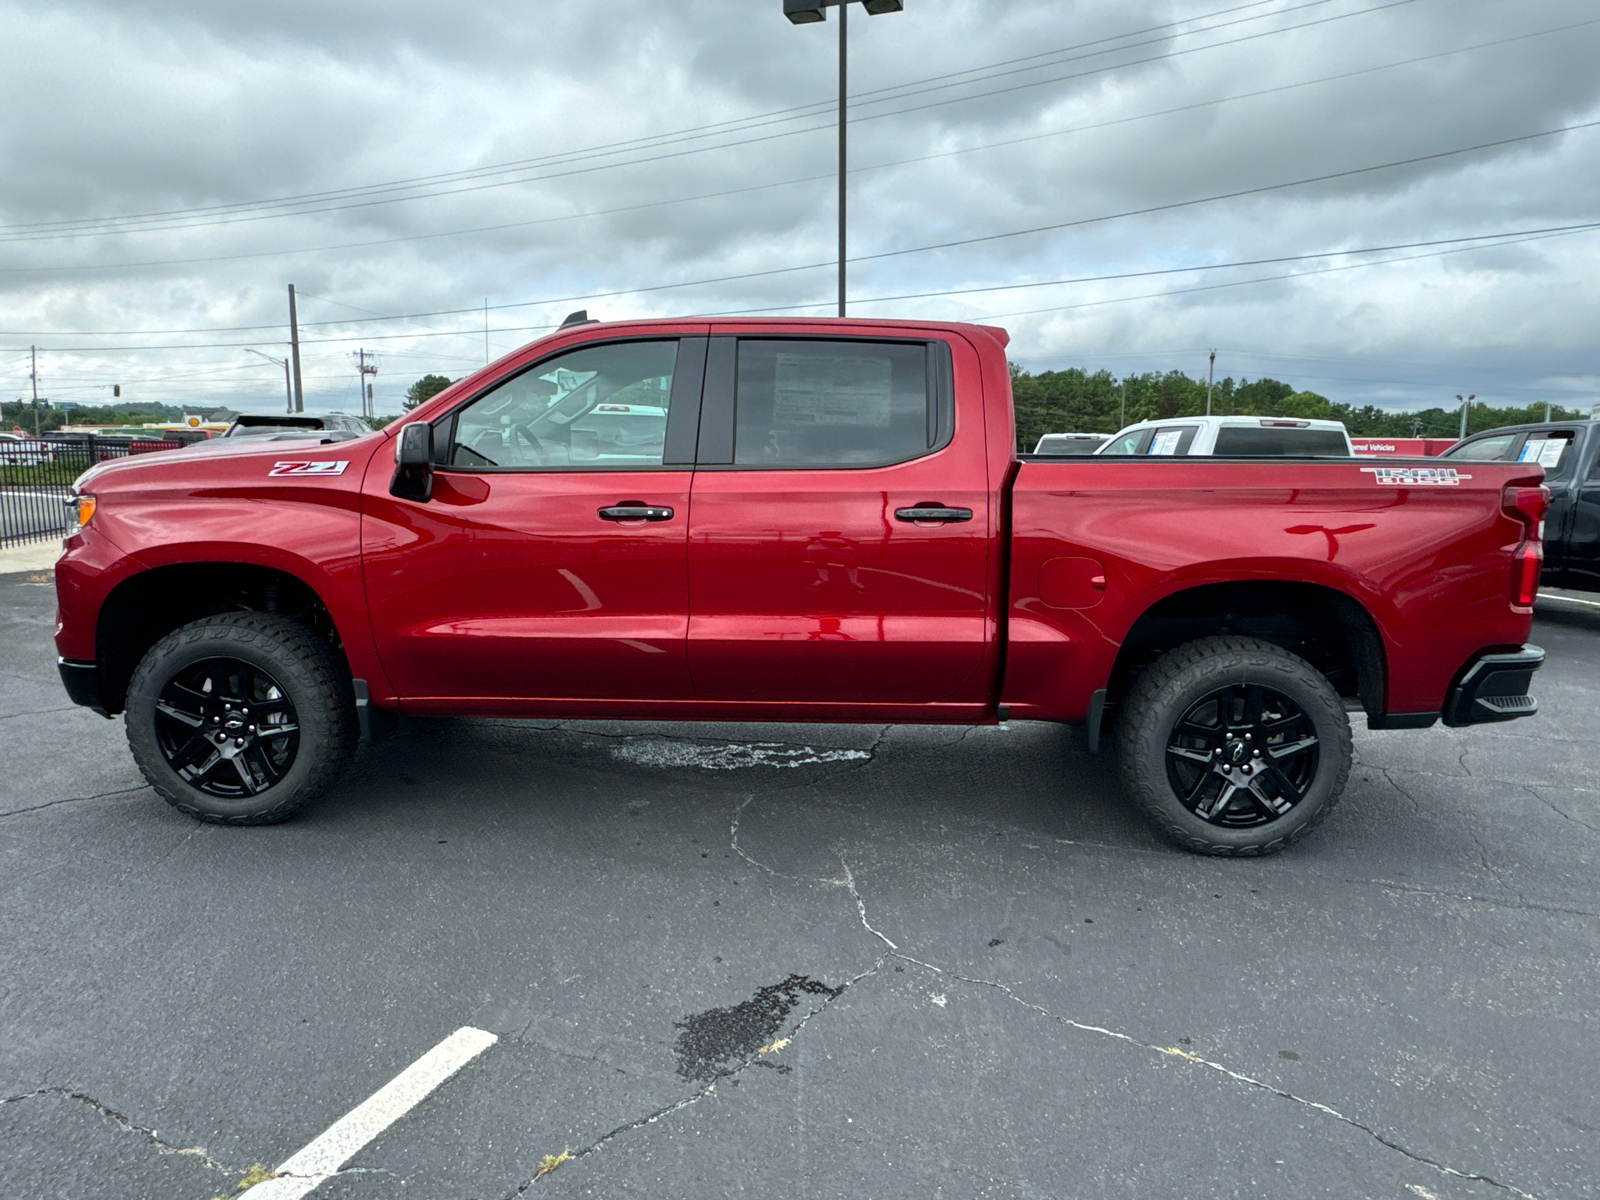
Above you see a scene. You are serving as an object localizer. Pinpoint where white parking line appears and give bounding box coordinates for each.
[246,1026,497,1200]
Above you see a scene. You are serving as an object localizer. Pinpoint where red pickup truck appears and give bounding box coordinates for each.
[54,317,1548,855]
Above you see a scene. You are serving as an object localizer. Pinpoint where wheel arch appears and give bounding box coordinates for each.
[95,561,349,715]
[1107,579,1387,721]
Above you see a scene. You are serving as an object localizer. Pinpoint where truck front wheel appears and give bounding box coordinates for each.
[1116,636,1352,855]
[125,613,357,825]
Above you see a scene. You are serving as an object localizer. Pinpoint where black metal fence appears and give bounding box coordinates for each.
[0,434,183,549]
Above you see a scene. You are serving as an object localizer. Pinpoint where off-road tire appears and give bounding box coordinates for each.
[126,613,356,825]
[1116,636,1352,856]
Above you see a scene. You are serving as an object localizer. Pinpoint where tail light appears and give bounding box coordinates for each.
[1513,542,1543,608]
[1502,485,1549,530]
[1503,485,1549,609]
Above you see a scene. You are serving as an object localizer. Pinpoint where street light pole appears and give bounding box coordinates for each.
[783,0,904,317]
[246,349,293,414]
[1206,349,1216,416]
[1457,393,1475,439]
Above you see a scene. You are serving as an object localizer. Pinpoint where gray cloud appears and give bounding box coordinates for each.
[2,0,1597,415]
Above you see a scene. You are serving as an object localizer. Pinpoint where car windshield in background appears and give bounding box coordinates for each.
[1212,427,1350,456]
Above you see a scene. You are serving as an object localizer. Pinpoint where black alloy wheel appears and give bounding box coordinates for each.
[126,613,356,824]
[1164,683,1319,827]
[154,657,301,797]
[1116,636,1352,855]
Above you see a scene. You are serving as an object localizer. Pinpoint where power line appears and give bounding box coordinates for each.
[0,0,1307,238]
[8,218,1595,357]
[965,226,1589,324]
[6,13,1584,282]
[0,0,1420,243]
[12,108,1596,351]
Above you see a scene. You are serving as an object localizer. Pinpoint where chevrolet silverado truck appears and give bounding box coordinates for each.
[54,317,1549,854]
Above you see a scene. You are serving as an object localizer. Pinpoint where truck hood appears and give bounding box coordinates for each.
[74,430,374,491]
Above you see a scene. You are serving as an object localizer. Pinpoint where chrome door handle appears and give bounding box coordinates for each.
[895,505,973,522]
[599,504,674,522]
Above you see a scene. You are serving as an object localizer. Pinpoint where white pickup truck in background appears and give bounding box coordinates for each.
[1095,415,1354,457]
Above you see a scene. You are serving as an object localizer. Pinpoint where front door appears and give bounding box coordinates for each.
[363,335,706,705]
[685,333,992,705]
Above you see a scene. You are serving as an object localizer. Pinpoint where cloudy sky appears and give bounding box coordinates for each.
[2,0,1598,417]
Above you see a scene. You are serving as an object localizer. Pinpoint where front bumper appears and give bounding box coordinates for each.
[1442,645,1544,727]
[57,658,111,718]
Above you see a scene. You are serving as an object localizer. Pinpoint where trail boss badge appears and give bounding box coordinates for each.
[1361,467,1470,486]
[269,460,350,477]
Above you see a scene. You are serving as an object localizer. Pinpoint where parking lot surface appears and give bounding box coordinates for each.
[3,569,1598,1200]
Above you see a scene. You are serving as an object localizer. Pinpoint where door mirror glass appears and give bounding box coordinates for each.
[391,422,434,501]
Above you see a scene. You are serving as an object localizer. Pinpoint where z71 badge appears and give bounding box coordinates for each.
[269,460,350,477]
[1361,466,1470,486]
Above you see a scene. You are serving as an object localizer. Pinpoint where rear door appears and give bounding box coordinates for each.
[685,331,991,705]
[1563,429,1600,591]
[363,332,707,704]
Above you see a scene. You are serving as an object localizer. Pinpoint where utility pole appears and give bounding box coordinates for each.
[354,349,378,419]
[1457,393,1475,439]
[1119,378,1126,430]
[288,285,305,413]
[1206,349,1216,416]
[837,0,847,317]
[30,344,40,436]
[484,298,490,365]
[782,0,905,317]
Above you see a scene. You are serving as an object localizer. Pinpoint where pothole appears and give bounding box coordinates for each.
[611,738,870,770]
[673,975,844,1080]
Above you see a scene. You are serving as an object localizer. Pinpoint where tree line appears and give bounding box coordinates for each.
[1009,364,1587,453]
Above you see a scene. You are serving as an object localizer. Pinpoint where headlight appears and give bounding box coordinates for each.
[67,492,96,533]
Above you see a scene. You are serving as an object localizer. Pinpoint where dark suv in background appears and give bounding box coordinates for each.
[1443,420,1600,592]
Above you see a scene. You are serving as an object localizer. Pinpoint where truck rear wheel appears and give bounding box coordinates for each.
[1116,636,1351,855]
[125,613,356,825]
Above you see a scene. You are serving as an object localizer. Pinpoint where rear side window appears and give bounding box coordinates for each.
[1448,433,1517,461]
[1517,431,1578,482]
[733,340,938,468]
[1213,427,1349,456]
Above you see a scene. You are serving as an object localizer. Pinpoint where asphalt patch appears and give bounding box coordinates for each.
[672,974,844,1081]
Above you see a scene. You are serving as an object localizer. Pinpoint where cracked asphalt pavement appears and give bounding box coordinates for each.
[3,568,1598,1200]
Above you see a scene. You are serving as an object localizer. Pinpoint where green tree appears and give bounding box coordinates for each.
[404,374,454,410]
[1006,362,1586,451]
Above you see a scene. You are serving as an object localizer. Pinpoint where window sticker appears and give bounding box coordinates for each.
[1149,428,1185,456]
[269,460,349,477]
[1361,467,1471,486]
[773,353,892,428]
[1519,437,1568,469]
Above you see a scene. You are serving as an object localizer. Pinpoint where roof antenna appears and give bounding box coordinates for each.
[560,309,597,328]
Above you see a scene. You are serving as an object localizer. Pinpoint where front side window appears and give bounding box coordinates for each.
[1447,432,1517,462]
[1100,430,1149,455]
[733,340,933,467]
[449,340,677,469]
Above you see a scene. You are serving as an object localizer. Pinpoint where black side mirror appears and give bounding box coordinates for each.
[390,422,434,502]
